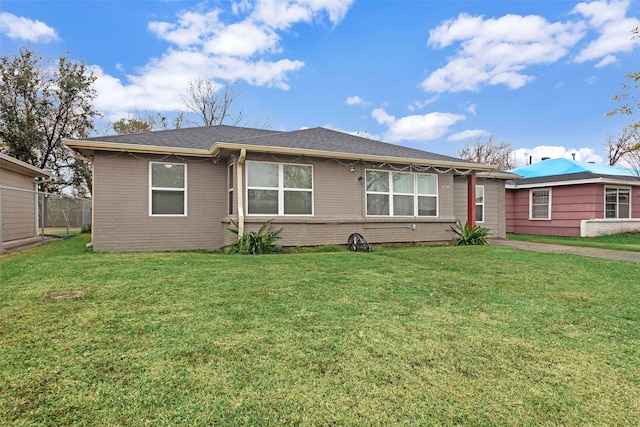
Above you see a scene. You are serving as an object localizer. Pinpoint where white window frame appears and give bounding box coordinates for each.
[365,169,438,217]
[529,188,551,220]
[246,161,314,216]
[605,186,631,219]
[476,185,484,223]
[149,161,187,217]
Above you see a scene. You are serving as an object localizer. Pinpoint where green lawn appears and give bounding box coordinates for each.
[508,232,640,252]
[1,235,639,426]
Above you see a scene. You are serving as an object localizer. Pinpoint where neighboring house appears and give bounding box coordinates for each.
[0,153,51,246]
[65,125,511,252]
[506,158,640,237]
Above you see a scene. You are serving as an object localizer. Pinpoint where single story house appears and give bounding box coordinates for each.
[65,125,513,252]
[0,153,51,248]
[506,157,640,237]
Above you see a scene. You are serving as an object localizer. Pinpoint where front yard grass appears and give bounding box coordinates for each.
[1,235,639,425]
[508,232,640,252]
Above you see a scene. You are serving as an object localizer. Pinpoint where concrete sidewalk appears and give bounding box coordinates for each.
[492,239,640,263]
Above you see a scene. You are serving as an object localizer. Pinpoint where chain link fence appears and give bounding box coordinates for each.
[1,186,91,251]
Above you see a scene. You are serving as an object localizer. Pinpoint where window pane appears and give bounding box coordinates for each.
[531,191,549,205]
[393,173,413,194]
[367,194,389,215]
[619,203,630,218]
[228,165,234,190]
[247,162,278,187]
[228,190,233,215]
[393,195,414,216]
[152,190,184,215]
[531,205,549,219]
[152,163,184,188]
[284,164,312,189]
[417,174,437,195]
[476,186,484,204]
[619,189,630,203]
[248,189,278,214]
[605,204,617,218]
[418,196,437,216]
[476,204,484,222]
[284,191,312,215]
[366,170,389,192]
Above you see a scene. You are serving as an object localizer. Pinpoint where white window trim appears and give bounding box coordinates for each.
[149,161,187,217]
[604,186,631,219]
[529,188,551,220]
[365,169,438,217]
[476,185,484,223]
[246,161,314,216]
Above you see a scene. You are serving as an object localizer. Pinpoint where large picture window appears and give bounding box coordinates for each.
[530,189,551,220]
[150,162,186,216]
[605,187,630,218]
[365,170,438,217]
[247,161,313,215]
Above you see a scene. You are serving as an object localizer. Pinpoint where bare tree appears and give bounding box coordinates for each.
[457,135,515,170]
[182,78,270,128]
[605,124,640,166]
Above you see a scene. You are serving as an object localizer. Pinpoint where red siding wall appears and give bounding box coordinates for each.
[506,183,640,236]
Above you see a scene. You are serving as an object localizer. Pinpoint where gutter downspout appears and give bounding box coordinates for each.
[237,148,246,238]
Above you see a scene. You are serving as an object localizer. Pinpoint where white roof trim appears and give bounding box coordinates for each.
[506,176,640,189]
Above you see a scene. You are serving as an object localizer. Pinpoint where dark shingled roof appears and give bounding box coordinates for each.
[83,125,470,164]
[86,125,282,150]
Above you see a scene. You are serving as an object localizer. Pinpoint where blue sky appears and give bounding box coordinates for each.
[2,0,640,166]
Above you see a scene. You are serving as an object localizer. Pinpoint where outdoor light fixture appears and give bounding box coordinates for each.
[350,166,355,172]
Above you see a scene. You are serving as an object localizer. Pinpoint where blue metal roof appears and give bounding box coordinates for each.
[508,158,636,179]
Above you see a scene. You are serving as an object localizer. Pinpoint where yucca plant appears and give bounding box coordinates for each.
[224,219,285,254]
[450,220,490,246]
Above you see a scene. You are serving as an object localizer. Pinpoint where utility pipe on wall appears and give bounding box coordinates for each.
[237,148,246,238]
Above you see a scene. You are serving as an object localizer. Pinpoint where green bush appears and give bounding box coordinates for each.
[450,220,490,246]
[224,219,286,254]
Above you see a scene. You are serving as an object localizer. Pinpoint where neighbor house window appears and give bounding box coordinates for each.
[246,161,313,215]
[530,189,551,220]
[150,162,186,216]
[605,187,630,218]
[365,170,438,217]
[228,164,234,215]
[476,185,484,223]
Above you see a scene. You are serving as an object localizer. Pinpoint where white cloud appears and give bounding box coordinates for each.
[594,54,618,67]
[408,96,439,111]
[573,0,640,65]
[346,96,366,106]
[448,129,489,141]
[512,145,603,167]
[464,103,477,116]
[0,12,59,43]
[95,0,353,118]
[372,108,465,142]
[423,12,585,93]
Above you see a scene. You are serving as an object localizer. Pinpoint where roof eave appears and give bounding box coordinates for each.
[63,139,497,171]
[0,153,51,178]
[63,139,212,157]
[506,176,640,189]
[213,142,496,171]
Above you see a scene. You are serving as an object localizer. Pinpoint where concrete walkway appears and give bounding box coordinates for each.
[492,239,640,263]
